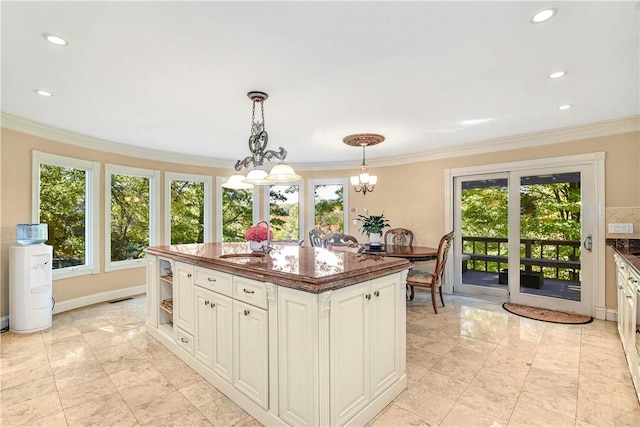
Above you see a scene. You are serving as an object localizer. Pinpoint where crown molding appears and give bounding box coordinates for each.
[297,115,640,170]
[2,111,638,171]
[0,111,232,169]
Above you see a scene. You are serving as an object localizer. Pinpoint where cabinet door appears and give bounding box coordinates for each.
[211,292,233,383]
[194,287,213,367]
[233,300,269,409]
[616,258,627,340]
[330,281,370,426]
[370,275,400,397]
[174,262,194,334]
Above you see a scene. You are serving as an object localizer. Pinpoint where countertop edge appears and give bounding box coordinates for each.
[611,247,640,275]
[146,247,412,293]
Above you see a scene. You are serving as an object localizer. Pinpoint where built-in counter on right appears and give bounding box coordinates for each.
[610,237,640,404]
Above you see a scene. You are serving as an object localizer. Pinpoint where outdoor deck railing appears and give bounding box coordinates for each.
[462,236,581,282]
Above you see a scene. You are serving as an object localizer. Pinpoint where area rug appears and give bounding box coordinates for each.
[502,302,593,325]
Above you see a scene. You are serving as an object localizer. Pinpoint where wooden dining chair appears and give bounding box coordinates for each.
[324,233,358,248]
[309,229,327,247]
[384,228,414,246]
[406,231,453,313]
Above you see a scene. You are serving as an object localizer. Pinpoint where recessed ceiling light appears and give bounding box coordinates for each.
[548,71,566,79]
[35,89,53,97]
[43,33,68,46]
[531,8,556,23]
[558,104,572,110]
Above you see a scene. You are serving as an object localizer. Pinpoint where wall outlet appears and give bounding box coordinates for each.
[349,207,357,213]
[608,223,634,233]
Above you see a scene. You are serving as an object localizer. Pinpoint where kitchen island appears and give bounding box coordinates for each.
[145,242,411,426]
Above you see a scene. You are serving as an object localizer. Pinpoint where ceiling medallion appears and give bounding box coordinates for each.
[343,133,384,196]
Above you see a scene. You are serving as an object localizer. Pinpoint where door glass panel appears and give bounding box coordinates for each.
[518,173,582,301]
[460,178,509,289]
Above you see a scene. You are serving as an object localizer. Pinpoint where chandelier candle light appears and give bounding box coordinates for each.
[343,133,384,196]
[222,91,301,189]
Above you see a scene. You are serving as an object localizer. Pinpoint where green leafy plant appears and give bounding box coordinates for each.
[356,211,390,236]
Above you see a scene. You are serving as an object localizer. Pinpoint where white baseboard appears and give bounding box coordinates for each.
[1,316,8,331]
[603,307,618,322]
[52,285,146,314]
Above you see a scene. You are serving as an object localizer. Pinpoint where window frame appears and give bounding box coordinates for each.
[164,172,213,245]
[307,178,350,235]
[104,164,160,272]
[32,150,101,279]
[262,183,305,241]
[215,176,259,242]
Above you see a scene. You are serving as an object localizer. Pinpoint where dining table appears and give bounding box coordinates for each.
[360,244,438,262]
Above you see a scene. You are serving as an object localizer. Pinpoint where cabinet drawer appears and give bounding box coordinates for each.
[194,267,232,296]
[176,328,194,355]
[233,277,268,309]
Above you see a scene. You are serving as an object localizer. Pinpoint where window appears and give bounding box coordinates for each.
[165,173,213,244]
[32,151,100,278]
[264,184,303,240]
[216,177,258,242]
[308,179,349,234]
[105,164,159,271]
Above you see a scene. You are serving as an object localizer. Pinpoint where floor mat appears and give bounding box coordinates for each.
[502,302,593,325]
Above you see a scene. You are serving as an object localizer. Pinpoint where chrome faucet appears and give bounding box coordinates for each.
[254,220,273,252]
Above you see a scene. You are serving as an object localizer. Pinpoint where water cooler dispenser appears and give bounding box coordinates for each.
[9,224,53,333]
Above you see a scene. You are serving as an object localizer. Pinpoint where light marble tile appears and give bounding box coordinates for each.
[0,363,53,391]
[92,341,146,375]
[0,375,58,408]
[369,403,430,426]
[82,328,129,351]
[49,347,99,375]
[457,382,518,421]
[431,355,482,383]
[232,416,264,427]
[439,402,507,427]
[520,366,578,414]
[406,363,429,384]
[577,397,640,426]
[53,359,107,390]
[508,396,577,426]
[24,410,68,427]
[197,395,249,427]
[64,391,138,427]
[416,369,471,401]
[118,375,176,410]
[0,390,62,427]
[406,347,443,370]
[130,389,200,425]
[578,384,640,415]
[41,324,82,342]
[108,361,162,390]
[58,375,118,409]
[179,380,224,408]
[394,380,457,425]
[468,367,525,398]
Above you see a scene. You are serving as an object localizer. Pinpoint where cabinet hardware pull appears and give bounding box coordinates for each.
[244,309,250,316]
[211,303,215,308]
[374,291,380,297]
[180,338,188,343]
[243,288,255,294]
[208,277,216,282]
[204,300,209,306]
[627,295,633,300]
[365,294,371,300]
[187,273,192,278]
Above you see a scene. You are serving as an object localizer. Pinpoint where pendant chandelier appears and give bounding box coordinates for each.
[343,133,384,196]
[222,91,301,189]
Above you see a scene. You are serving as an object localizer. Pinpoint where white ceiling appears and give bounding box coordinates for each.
[2,1,639,170]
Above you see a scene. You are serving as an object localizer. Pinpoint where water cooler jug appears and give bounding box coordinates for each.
[9,224,53,333]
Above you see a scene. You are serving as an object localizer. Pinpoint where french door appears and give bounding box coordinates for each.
[451,160,597,316]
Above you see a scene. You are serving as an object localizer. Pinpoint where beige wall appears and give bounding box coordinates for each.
[1,127,639,319]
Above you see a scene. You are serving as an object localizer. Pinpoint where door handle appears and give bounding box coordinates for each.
[583,235,592,252]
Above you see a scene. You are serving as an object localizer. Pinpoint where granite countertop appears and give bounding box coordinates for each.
[609,238,640,275]
[146,242,411,293]
[612,248,640,276]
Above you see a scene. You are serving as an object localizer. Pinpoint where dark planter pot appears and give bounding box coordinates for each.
[498,269,544,289]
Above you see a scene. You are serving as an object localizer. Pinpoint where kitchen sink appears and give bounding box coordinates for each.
[218,253,266,259]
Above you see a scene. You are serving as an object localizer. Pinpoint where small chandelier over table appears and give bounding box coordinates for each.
[343,133,384,196]
[222,91,301,189]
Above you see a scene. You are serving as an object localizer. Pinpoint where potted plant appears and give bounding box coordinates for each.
[356,211,390,246]
[244,223,273,251]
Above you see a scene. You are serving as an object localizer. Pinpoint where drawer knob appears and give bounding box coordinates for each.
[210,302,215,308]
[180,337,189,343]
[187,273,192,278]
[204,300,209,306]
[208,277,216,282]
[374,291,380,297]
[243,288,255,294]
[244,309,250,316]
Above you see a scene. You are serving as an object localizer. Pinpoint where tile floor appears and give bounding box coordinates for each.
[1,291,639,426]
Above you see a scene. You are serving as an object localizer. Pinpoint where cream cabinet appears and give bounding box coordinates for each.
[233,299,269,409]
[174,261,194,335]
[146,250,408,427]
[614,252,640,402]
[330,275,402,425]
[194,286,233,382]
